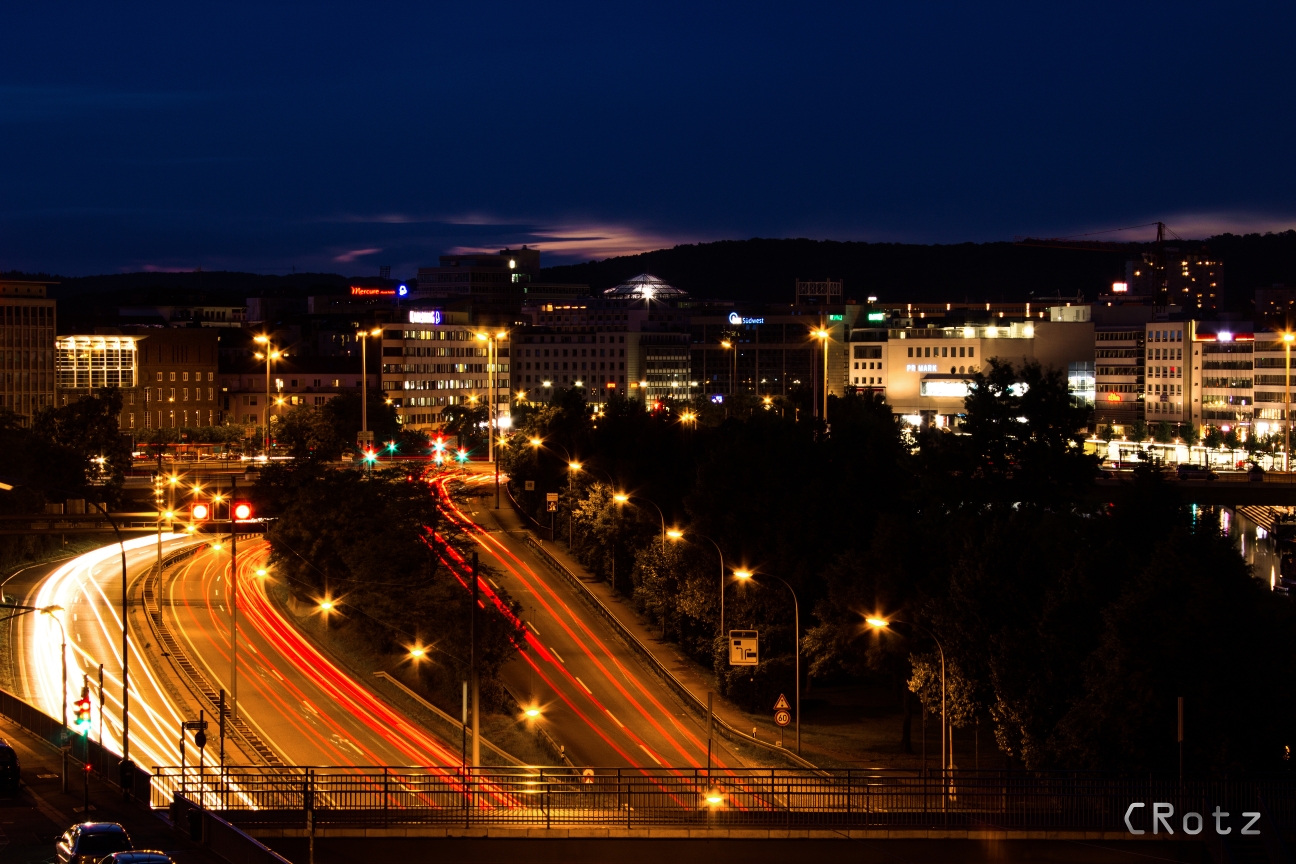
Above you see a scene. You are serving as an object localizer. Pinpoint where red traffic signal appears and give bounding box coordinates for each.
[191,503,210,521]
[73,690,92,734]
[232,501,253,521]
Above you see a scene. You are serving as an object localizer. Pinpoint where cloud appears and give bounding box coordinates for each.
[333,247,383,262]
[449,221,695,262]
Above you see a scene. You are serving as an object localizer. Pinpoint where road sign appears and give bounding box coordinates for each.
[773,693,790,711]
[525,481,535,491]
[546,492,558,512]
[729,630,758,666]
[545,492,558,502]
[774,710,791,727]
[357,431,374,442]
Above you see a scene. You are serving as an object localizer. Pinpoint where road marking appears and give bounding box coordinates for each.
[550,647,564,664]
[527,621,540,635]
[638,744,662,765]
[606,710,623,727]
[575,677,592,694]
[489,578,500,590]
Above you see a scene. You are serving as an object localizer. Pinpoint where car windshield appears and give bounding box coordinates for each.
[75,830,131,855]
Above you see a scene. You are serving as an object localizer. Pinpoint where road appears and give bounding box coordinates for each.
[433,471,749,773]
[13,533,211,774]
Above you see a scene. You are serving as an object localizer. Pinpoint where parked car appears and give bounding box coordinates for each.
[56,823,132,864]
[1176,464,1218,481]
[0,739,19,793]
[97,852,173,864]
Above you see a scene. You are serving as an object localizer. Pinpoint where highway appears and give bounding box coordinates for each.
[433,471,749,773]
[11,465,752,783]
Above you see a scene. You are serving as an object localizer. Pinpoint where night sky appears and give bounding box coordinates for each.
[3,3,1294,276]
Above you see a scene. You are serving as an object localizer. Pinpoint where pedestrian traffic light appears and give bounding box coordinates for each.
[232,501,253,521]
[74,688,92,735]
[191,502,210,521]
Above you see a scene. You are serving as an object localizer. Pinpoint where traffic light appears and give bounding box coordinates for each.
[191,502,210,521]
[73,687,92,735]
[232,502,253,521]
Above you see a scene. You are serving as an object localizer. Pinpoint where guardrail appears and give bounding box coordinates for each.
[521,534,821,772]
[171,795,292,864]
[146,764,1296,834]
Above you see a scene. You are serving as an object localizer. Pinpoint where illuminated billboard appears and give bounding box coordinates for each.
[351,286,396,297]
[409,310,442,324]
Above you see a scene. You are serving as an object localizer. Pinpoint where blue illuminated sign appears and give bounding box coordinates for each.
[397,284,409,297]
[728,312,765,325]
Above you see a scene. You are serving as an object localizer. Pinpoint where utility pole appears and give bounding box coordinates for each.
[470,552,480,768]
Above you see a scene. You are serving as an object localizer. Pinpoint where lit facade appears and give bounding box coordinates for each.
[380,310,510,429]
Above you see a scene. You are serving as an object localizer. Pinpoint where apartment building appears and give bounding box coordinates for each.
[0,280,57,425]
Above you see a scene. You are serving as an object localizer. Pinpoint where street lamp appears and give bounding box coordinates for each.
[567,462,581,548]
[356,327,383,456]
[732,570,801,754]
[866,616,947,781]
[813,328,830,422]
[613,493,667,551]
[665,529,728,637]
[720,339,736,414]
[252,336,286,458]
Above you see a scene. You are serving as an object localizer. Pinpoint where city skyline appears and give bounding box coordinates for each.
[4,3,1296,275]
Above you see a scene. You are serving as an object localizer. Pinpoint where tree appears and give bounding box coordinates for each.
[276,404,343,461]
[258,462,526,707]
[31,390,133,502]
[321,392,406,457]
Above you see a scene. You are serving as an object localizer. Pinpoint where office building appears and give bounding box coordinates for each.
[414,247,585,323]
[221,355,377,430]
[379,309,508,430]
[0,280,57,425]
[518,274,691,405]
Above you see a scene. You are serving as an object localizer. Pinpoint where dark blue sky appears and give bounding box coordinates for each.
[3,3,1294,277]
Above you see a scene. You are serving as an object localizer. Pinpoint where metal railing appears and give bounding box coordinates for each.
[147,764,1296,833]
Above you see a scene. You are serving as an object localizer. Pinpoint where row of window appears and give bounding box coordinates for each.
[525,361,626,372]
[392,346,489,358]
[522,347,625,358]
[907,345,975,358]
[853,361,881,370]
[145,387,214,402]
[522,375,626,386]
[387,379,511,391]
[1149,366,1180,378]
[382,363,489,374]
[1149,348,1182,360]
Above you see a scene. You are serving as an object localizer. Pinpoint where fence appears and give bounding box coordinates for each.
[522,534,821,771]
[147,764,1296,834]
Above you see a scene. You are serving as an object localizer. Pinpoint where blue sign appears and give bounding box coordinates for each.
[710,394,724,404]
[728,312,765,326]
[397,284,409,297]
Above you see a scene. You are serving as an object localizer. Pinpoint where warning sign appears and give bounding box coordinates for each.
[773,694,791,711]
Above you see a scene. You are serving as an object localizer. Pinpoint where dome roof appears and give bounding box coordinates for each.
[602,273,688,299]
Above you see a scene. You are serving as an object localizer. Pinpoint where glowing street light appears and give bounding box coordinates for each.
[318,600,335,612]
[524,706,541,718]
[409,646,427,660]
[865,615,947,781]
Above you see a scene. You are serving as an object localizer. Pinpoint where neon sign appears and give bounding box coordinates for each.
[409,310,442,324]
[728,312,765,325]
[351,287,396,296]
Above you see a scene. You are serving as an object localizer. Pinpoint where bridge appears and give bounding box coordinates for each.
[1096,475,1296,506]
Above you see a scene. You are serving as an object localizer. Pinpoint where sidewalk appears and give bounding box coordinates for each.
[0,712,225,864]
[483,501,842,767]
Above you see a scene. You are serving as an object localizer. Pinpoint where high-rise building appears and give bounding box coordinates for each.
[0,280,57,425]
[1127,247,1223,312]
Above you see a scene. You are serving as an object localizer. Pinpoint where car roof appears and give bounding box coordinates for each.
[74,822,128,833]
[104,852,170,863]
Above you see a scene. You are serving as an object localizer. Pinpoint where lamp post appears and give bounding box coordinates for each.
[813,327,830,422]
[613,493,667,552]
[252,336,285,459]
[866,616,947,782]
[733,570,800,754]
[567,462,582,548]
[666,529,726,637]
[358,327,382,453]
[720,339,735,417]
[1285,332,1294,472]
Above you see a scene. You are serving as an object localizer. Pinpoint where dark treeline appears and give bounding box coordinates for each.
[541,232,1296,310]
[11,228,1296,316]
[502,364,1296,773]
